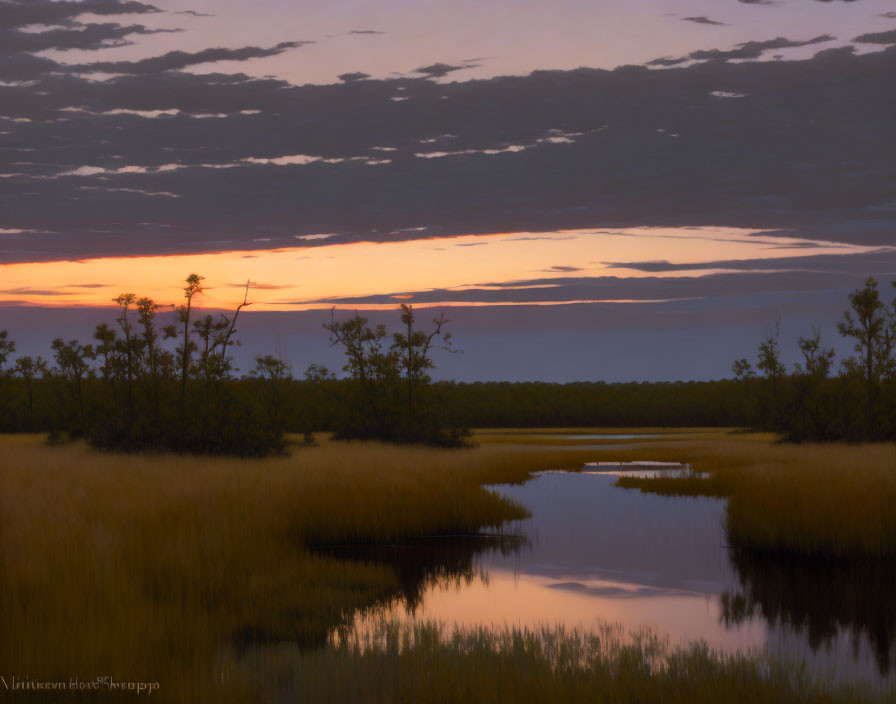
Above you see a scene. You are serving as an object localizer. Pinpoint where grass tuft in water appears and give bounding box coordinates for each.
[604,432,896,558]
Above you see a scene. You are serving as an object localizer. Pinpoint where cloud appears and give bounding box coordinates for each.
[338,72,371,82]
[0,0,178,81]
[0,287,68,296]
[298,272,783,305]
[542,265,583,273]
[347,29,385,35]
[0,0,160,30]
[646,56,690,67]
[2,21,180,55]
[68,41,312,74]
[682,16,726,26]
[506,236,578,242]
[0,53,60,81]
[546,581,683,599]
[225,282,292,289]
[853,29,896,45]
[737,0,776,4]
[305,250,896,307]
[1,40,894,262]
[649,34,833,65]
[173,10,214,16]
[413,62,477,78]
[603,249,896,274]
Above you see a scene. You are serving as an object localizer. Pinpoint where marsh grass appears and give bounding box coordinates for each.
[2,430,894,701]
[723,446,896,557]
[244,618,889,704]
[0,434,600,701]
[602,432,896,558]
[615,474,730,497]
[472,427,713,447]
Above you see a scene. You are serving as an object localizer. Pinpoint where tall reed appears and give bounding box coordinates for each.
[244,618,889,704]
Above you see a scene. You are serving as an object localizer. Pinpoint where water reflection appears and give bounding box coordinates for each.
[518,433,669,440]
[336,471,895,686]
[314,534,524,611]
[478,432,670,441]
[722,548,896,675]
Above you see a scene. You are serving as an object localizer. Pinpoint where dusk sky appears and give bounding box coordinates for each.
[2,0,895,381]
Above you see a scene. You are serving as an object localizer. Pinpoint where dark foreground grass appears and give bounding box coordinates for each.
[245,620,892,704]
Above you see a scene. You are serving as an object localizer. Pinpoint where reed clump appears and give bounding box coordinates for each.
[244,619,890,704]
[723,443,896,557]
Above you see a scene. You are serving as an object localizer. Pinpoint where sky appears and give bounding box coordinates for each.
[1,0,895,381]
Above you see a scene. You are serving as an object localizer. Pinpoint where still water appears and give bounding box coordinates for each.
[483,432,670,440]
[345,470,896,687]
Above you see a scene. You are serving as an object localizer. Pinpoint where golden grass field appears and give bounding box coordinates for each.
[0,430,893,702]
[0,433,594,701]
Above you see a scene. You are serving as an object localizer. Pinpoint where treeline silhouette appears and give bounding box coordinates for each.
[1,275,893,452]
[0,275,289,456]
[732,277,896,442]
[279,378,752,431]
[319,305,469,446]
[722,548,896,675]
[0,276,470,454]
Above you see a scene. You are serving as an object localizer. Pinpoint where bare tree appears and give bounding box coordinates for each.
[163,274,204,420]
[391,304,455,436]
[837,277,896,439]
[114,293,138,417]
[756,320,787,431]
[792,328,836,440]
[137,297,168,420]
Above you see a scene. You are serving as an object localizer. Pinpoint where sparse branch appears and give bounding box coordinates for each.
[219,279,252,359]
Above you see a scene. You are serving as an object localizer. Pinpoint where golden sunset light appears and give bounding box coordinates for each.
[2,227,882,310]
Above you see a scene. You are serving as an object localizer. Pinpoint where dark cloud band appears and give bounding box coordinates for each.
[67,41,313,74]
[0,2,894,263]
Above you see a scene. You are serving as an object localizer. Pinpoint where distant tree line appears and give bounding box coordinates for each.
[732,277,896,442]
[0,275,289,456]
[0,278,469,454]
[2,285,755,449]
[279,377,754,431]
[1,275,893,452]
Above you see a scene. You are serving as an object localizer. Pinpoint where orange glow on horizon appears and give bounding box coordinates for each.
[0,227,883,311]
